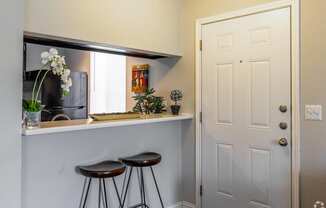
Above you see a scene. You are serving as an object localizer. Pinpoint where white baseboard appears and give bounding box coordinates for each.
[167,201,183,208]
[182,201,196,208]
[167,201,196,208]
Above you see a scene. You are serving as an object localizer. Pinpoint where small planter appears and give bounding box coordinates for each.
[171,105,181,115]
[154,110,163,114]
[24,111,41,129]
[170,90,183,116]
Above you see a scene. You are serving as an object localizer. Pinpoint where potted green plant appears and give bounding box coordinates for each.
[23,48,72,129]
[170,89,183,115]
[133,88,166,115]
[152,96,166,114]
[133,88,156,115]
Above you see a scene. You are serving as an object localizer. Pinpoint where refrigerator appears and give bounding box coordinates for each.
[40,72,88,121]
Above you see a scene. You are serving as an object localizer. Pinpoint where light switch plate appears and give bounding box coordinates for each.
[305,105,322,121]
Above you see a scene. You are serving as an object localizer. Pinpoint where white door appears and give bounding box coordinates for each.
[201,8,291,208]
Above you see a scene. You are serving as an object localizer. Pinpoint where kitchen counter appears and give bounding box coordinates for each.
[22,113,193,136]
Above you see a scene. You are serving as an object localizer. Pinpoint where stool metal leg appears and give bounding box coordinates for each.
[102,179,109,208]
[122,167,134,207]
[79,178,87,208]
[98,179,102,208]
[80,178,92,208]
[134,168,149,208]
[112,177,123,208]
[120,167,128,200]
[136,168,144,207]
[150,167,164,208]
[140,168,147,208]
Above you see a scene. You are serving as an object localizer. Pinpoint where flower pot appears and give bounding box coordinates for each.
[24,111,41,129]
[154,109,163,114]
[171,105,181,115]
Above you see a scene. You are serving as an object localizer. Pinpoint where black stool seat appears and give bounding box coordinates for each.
[76,160,126,178]
[119,152,162,167]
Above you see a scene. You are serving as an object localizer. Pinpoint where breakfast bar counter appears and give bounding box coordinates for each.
[22,113,193,136]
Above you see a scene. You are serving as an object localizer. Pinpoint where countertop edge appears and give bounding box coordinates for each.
[22,113,193,136]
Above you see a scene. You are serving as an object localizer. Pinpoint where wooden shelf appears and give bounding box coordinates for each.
[22,113,193,136]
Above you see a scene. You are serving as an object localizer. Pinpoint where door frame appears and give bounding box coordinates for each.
[195,0,301,207]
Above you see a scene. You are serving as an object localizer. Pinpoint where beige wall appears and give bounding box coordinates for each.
[301,0,326,207]
[24,0,182,55]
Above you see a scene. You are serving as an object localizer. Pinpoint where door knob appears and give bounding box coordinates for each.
[278,138,288,147]
[279,122,288,130]
[279,105,287,113]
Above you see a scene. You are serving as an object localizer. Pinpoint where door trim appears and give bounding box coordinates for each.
[195,1,301,208]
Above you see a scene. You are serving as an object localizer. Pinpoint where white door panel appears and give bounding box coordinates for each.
[202,8,291,208]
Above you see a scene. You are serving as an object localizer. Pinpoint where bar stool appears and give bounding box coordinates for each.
[119,152,164,208]
[76,160,126,208]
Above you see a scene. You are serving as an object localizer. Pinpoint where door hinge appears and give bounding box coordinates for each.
[200,185,203,196]
[199,40,202,51]
[199,112,202,123]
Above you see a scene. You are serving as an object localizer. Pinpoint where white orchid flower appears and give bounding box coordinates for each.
[50,61,57,68]
[61,57,66,65]
[61,69,71,81]
[67,77,72,87]
[41,59,48,65]
[41,52,49,58]
[30,47,73,110]
[49,48,58,55]
[61,78,72,92]
[41,52,49,64]
[41,51,49,59]
[48,55,53,61]
[64,69,71,76]
[38,48,73,95]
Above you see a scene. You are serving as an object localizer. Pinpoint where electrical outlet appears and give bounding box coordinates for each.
[305,105,322,121]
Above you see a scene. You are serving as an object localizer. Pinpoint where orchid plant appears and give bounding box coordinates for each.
[23,48,72,112]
